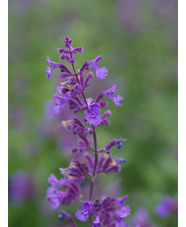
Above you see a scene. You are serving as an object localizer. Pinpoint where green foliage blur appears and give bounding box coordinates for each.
[9,0,177,226]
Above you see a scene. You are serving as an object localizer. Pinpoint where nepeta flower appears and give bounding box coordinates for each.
[60,160,90,182]
[85,103,102,126]
[95,66,108,80]
[47,174,81,209]
[101,137,127,153]
[155,196,178,217]
[131,206,156,227]
[75,196,130,226]
[45,57,61,80]
[71,137,93,153]
[96,84,123,106]
[88,55,108,80]
[97,155,126,174]
[45,37,130,227]
[75,209,89,221]
[88,56,103,70]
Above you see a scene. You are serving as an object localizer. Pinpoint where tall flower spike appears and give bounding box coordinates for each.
[45,37,130,227]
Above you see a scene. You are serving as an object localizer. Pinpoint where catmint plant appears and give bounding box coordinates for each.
[45,37,130,227]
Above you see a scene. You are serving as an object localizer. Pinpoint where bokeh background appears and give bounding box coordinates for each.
[8,0,178,226]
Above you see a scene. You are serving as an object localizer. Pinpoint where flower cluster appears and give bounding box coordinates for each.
[75,196,130,227]
[45,37,130,226]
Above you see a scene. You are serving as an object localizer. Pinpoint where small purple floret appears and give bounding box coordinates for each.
[96,66,108,80]
[75,209,89,221]
[85,103,102,126]
[45,57,61,80]
[88,55,108,80]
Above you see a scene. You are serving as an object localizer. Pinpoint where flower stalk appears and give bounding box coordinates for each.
[45,36,130,227]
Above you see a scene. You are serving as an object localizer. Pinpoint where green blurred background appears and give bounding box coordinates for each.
[8,0,177,226]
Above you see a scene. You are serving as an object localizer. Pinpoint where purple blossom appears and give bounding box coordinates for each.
[59,160,89,182]
[75,196,130,226]
[71,137,93,153]
[131,207,156,227]
[46,174,81,209]
[155,196,178,217]
[88,55,103,70]
[85,103,102,126]
[97,155,126,174]
[88,55,108,80]
[72,47,84,53]
[96,66,108,80]
[103,137,127,153]
[45,57,61,80]
[45,37,130,227]
[96,84,123,106]
[75,209,89,221]
[52,101,63,115]
[62,118,89,137]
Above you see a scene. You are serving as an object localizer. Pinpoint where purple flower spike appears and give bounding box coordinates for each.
[45,57,61,79]
[45,37,130,227]
[85,103,102,126]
